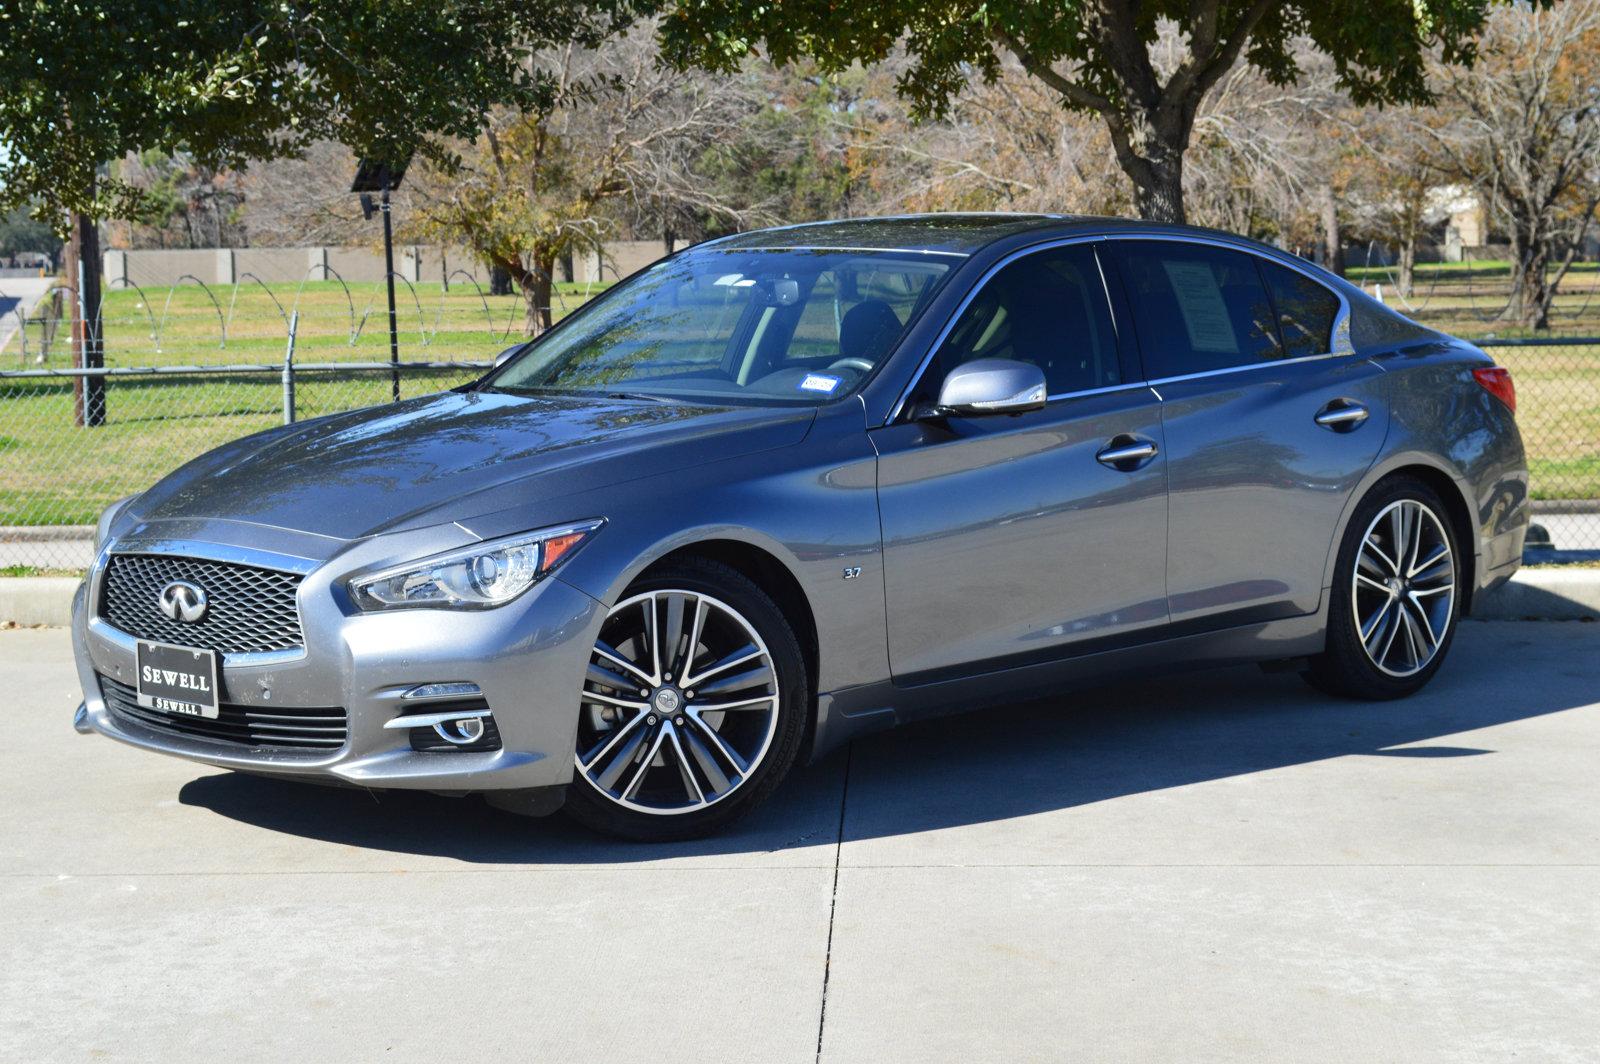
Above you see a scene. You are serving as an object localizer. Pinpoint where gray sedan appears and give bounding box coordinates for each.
[72,214,1528,840]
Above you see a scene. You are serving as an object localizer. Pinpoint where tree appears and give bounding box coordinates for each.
[0,206,62,270]
[406,33,767,335]
[0,1,645,221]
[0,0,643,424]
[1426,0,1600,329]
[104,153,248,250]
[660,0,1519,224]
[1341,107,1453,299]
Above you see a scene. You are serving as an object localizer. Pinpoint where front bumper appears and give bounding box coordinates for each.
[71,552,605,795]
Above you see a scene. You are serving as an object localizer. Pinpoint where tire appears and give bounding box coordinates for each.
[1303,475,1463,700]
[563,557,810,841]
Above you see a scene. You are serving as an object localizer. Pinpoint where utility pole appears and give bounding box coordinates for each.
[381,182,400,402]
[67,210,106,428]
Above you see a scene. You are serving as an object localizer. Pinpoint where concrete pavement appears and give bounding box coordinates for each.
[3,620,1599,1062]
[0,276,54,359]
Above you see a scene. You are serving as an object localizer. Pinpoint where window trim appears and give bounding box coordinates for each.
[885,232,1356,425]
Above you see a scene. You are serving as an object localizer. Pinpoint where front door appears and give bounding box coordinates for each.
[872,243,1169,682]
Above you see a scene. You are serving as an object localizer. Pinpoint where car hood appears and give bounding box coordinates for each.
[128,390,815,541]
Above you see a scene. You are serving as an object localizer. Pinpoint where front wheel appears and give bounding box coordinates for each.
[1304,477,1462,700]
[563,558,809,841]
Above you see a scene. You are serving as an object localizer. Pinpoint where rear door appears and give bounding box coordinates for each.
[1106,239,1388,627]
[872,242,1169,681]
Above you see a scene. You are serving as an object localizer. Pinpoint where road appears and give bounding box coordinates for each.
[3,620,1598,1063]
[0,276,54,360]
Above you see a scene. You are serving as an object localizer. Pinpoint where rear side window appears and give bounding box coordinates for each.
[1112,242,1281,377]
[1259,259,1340,358]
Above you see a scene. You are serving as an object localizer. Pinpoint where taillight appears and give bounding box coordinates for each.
[1473,366,1516,414]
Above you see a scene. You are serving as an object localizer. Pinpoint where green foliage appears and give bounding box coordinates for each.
[693,69,858,229]
[0,0,648,223]
[662,1,1505,120]
[0,206,62,260]
[660,0,1526,221]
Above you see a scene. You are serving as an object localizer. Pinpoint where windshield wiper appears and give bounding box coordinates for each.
[604,391,676,404]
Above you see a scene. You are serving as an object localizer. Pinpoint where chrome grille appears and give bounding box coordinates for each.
[100,554,304,655]
[99,675,345,752]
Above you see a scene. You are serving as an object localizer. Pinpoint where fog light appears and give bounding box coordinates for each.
[434,716,486,745]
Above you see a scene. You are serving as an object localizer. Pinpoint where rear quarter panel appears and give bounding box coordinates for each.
[1322,339,1528,602]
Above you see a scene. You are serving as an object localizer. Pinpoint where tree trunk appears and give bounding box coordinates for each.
[1114,113,1187,224]
[524,267,553,337]
[1130,157,1185,224]
[1514,244,1551,331]
[1500,219,1550,331]
[1318,184,1345,277]
[1397,237,1416,301]
[502,251,556,338]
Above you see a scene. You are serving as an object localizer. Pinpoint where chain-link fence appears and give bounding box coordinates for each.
[2,274,1597,572]
[0,269,544,570]
[1477,338,1600,553]
[0,358,489,570]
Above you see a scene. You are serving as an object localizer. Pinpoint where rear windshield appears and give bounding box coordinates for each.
[489,248,953,406]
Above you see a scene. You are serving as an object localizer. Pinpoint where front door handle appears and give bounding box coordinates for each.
[1315,400,1370,431]
[1096,435,1159,470]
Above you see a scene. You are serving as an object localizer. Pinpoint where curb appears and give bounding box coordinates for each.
[1470,568,1600,622]
[0,577,81,626]
[3,570,1598,628]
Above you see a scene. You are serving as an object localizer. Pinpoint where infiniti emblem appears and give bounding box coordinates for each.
[158,580,209,624]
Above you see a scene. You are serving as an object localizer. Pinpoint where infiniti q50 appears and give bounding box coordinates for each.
[72,214,1527,840]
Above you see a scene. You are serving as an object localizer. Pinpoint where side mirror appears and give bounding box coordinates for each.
[930,358,1047,418]
[492,342,526,369]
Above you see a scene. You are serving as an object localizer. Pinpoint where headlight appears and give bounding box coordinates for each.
[348,520,604,611]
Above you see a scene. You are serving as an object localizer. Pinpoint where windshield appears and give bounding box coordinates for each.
[488,248,953,405]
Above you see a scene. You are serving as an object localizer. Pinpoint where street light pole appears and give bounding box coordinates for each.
[381,183,400,402]
[352,156,411,404]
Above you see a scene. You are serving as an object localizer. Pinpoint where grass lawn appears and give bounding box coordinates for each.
[2,279,604,526]
[0,565,83,578]
[1,364,481,527]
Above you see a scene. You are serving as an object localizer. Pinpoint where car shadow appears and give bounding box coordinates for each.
[178,622,1591,863]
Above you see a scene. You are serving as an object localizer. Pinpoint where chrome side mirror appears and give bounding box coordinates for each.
[493,342,526,369]
[931,358,1047,417]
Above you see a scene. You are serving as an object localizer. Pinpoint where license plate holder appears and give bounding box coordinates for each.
[135,640,220,719]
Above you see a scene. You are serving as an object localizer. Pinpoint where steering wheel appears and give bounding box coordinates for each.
[827,357,876,374]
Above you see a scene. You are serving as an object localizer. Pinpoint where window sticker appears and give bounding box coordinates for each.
[1161,260,1240,354]
[799,373,842,393]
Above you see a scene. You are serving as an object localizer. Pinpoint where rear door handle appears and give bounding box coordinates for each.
[1096,436,1159,470]
[1315,400,1370,431]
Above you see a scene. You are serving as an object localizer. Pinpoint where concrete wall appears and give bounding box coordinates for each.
[105,248,226,290]
[106,241,672,290]
[577,240,669,283]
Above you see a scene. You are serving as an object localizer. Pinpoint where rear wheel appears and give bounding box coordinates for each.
[1304,476,1462,699]
[563,558,808,841]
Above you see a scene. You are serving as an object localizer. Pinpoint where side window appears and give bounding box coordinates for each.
[919,245,1120,402]
[1259,259,1340,358]
[1113,242,1282,377]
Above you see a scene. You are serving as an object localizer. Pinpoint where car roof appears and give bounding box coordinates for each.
[703,213,1088,255]
[699,212,1307,260]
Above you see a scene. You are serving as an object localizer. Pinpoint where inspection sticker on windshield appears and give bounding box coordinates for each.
[800,374,842,393]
